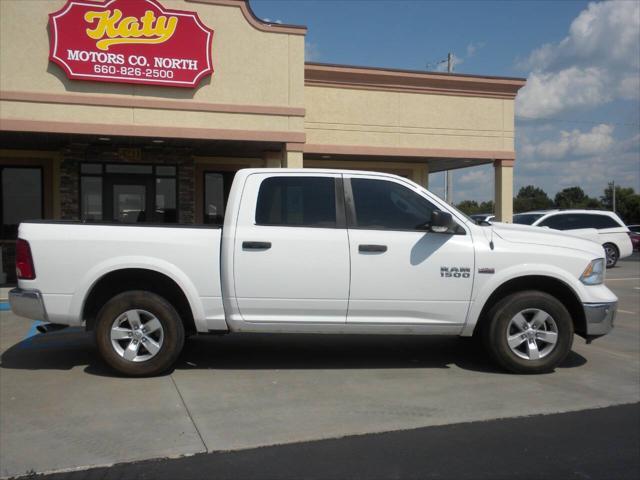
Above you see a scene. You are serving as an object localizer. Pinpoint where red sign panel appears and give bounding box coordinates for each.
[49,0,214,88]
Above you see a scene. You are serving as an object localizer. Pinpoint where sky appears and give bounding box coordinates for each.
[251,0,640,204]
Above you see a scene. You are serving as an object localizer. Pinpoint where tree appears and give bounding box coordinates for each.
[456,200,479,215]
[513,185,553,213]
[554,187,602,209]
[455,200,494,216]
[601,185,640,224]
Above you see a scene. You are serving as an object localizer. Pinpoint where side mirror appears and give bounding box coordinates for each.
[430,210,455,233]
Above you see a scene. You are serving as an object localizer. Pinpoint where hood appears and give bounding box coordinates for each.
[490,222,604,258]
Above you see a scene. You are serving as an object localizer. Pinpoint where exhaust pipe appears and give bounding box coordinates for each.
[36,323,68,334]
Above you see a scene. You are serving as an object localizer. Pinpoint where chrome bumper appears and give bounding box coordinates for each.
[9,288,48,321]
[583,301,616,337]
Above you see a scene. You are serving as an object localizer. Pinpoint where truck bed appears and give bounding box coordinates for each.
[17,221,225,331]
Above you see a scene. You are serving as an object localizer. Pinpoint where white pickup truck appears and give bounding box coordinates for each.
[10,169,616,376]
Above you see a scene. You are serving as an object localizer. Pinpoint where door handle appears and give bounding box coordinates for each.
[359,244,387,253]
[243,241,272,250]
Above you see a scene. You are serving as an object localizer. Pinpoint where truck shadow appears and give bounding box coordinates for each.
[0,328,587,376]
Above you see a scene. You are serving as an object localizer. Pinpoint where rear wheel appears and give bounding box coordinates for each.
[482,291,573,374]
[603,243,619,268]
[95,290,185,377]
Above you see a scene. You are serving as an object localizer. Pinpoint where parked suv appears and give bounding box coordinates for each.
[627,225,640,251]
[513,210,632,268]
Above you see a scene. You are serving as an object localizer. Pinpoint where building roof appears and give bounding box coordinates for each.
[305,62,526,100]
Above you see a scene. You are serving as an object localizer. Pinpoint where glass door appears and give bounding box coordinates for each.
[105,176,154,223]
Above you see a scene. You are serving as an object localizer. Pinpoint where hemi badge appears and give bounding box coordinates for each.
[478,268,495,274]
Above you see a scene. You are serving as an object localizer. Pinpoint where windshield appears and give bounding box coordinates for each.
[513,213,545,225]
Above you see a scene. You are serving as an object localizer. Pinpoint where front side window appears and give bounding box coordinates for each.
[539,214,580,230]
[350,178,436,230]
[256,176,336,227]
[513,213,544,225]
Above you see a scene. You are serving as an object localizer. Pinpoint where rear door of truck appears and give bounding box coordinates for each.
[232,172,350,323]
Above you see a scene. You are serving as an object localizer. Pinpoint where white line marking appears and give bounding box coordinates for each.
[606,277,640,281]
[617,309,638,315]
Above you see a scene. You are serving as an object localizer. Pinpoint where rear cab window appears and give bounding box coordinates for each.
[255,176,338,228]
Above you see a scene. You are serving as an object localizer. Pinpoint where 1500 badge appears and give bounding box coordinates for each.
[440,267,471,278]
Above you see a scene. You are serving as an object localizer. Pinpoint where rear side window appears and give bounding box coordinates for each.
[255,176,336,227]
[539,213,622,230]
[350,178,436,230]
[586,214,622,229]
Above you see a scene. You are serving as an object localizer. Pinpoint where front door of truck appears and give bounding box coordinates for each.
[344,174,474,329]
[233,172,350,323]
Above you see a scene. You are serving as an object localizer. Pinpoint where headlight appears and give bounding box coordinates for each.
[580,258,605,285]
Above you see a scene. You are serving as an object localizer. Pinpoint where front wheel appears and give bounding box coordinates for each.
[603,243,619,268]
[95,290,185,377]
[482,291,573,374]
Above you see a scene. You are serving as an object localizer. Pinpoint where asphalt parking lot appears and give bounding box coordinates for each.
[1,254,638,479]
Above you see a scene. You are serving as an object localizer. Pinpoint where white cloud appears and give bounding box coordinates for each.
[466,42,485,58]
[459,169,491,185]
[515,124,640,197]
[521,124,615,159]
[516,1,640,119]
[517,67,612,118]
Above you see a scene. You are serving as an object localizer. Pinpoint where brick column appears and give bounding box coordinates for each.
[60,144,85,220]
[178,158,195,224]
[494,159,514,223]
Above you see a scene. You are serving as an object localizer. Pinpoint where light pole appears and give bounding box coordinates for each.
[444,53,453,204]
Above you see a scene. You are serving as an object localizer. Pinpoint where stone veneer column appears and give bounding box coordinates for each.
[60,143,85,220]
[494,159,514,223]
[177,157,195,224]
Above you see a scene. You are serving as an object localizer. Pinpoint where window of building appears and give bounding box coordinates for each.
[350,178,435,230]
[203,171,236,225]
[80,163,178,223]
[255,176,337,227]
[1,167,43,239]
[81,176,102,221]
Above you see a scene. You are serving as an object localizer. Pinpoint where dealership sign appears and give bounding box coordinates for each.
[49,0,214,88]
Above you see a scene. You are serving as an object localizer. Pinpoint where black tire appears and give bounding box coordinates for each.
[95,290,185,377]
[603,243,619,268]
[482,290,573,374]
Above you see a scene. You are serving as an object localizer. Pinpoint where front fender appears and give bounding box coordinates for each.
[461,263,595,336]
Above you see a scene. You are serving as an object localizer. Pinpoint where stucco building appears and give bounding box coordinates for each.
[0,0,525,283]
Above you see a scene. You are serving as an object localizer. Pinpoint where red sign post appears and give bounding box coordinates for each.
[49,0,214,88]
